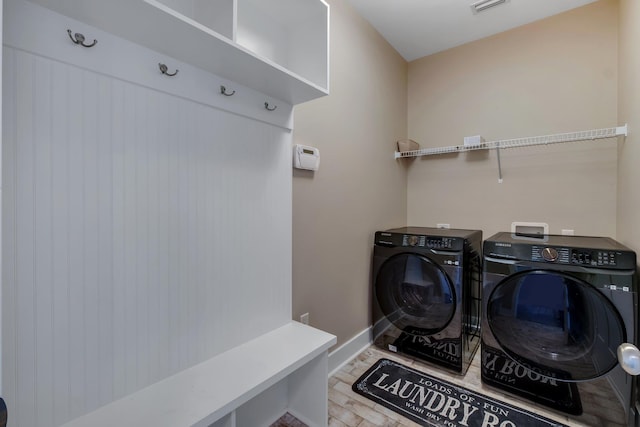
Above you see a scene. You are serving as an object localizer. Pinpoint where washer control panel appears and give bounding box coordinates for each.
[483,233,637,270]
[531,246,623,267]
[571,249,619,266]
[532,246,570,263]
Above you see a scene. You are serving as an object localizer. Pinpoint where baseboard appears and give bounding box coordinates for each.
[328,326,372,377]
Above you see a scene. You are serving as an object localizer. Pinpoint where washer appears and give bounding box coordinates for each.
[372,227,482,375]
[482,232,640,426]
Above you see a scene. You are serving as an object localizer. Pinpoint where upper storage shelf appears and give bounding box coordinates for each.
[25,0,330,105]
[395,125,628,159]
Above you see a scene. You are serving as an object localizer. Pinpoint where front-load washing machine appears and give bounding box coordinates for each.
[372,227,482,375]
[482,232,640,426]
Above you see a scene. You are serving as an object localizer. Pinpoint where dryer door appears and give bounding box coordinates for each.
[375,253,456,335]
[487,270,626,381]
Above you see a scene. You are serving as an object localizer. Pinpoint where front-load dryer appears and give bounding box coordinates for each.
[372,227,482,375]
[482,232,640,427]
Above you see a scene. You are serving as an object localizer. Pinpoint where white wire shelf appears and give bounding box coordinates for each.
[394,125,628,159]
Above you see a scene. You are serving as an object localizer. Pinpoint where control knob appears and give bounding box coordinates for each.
[541,247,559,262]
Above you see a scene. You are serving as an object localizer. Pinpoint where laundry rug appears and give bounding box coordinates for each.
[352,359,568,427]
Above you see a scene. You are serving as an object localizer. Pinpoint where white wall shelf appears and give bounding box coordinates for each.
[60,322,336,427]
[5,0,297,130]
[23,0,329,105]
[395,125,628,159]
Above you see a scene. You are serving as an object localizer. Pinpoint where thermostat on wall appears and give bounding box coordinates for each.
[293,144,320,171]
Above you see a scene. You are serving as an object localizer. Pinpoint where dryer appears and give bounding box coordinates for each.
[482,232,640,426]
[372,227,482,375]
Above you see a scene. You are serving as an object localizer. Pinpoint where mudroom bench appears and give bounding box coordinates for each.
[61,322,336,427]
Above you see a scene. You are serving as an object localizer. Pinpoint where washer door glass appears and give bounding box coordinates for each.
[487,270,625,381]
[375,253,455,335]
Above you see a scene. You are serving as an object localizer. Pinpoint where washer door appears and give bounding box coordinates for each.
[487,270,625,381]
[375,253,456,335]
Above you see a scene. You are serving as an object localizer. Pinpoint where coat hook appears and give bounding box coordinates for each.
[220,85,236,96]
[159,63,179,77]
[67,29,97,47]
[264,102,277,111]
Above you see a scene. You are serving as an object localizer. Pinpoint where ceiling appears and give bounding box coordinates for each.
[344,0,599,62]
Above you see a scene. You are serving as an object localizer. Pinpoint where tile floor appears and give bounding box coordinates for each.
[328,345,594,427]
[270,412,309,427]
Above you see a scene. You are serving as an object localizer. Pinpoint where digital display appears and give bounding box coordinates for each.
[303,149,314,155]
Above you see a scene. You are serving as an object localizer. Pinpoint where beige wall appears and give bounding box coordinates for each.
[291,0,633,350]
[617,0,640,253]
[407,0,619,239]
[292,0,408,348]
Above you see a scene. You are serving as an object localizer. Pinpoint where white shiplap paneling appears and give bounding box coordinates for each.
[2,39,292,426]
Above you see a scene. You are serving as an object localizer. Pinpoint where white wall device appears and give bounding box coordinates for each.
[464,135,485,147]
[511,221,549,238]
[293,144,320,171]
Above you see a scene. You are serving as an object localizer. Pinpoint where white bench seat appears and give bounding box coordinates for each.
[62,322,336,427]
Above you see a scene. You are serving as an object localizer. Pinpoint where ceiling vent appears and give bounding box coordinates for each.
[470,0,509,14]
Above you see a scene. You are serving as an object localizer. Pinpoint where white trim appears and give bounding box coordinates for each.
[328,326,372,377]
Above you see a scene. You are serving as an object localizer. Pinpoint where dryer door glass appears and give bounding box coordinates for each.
[375,253,456,335]
[487,270,625,381]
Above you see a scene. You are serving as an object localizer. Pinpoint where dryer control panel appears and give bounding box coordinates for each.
[375,231,464,251]
[402,234,455,249]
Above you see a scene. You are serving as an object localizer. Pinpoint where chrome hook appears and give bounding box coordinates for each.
[264,102,277,111]
[67,29,97,48]
[220,85,236,96]
[159,63,179,77]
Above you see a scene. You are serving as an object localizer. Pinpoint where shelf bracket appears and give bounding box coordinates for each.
[496,142,503,184]
[617,124,628,137]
